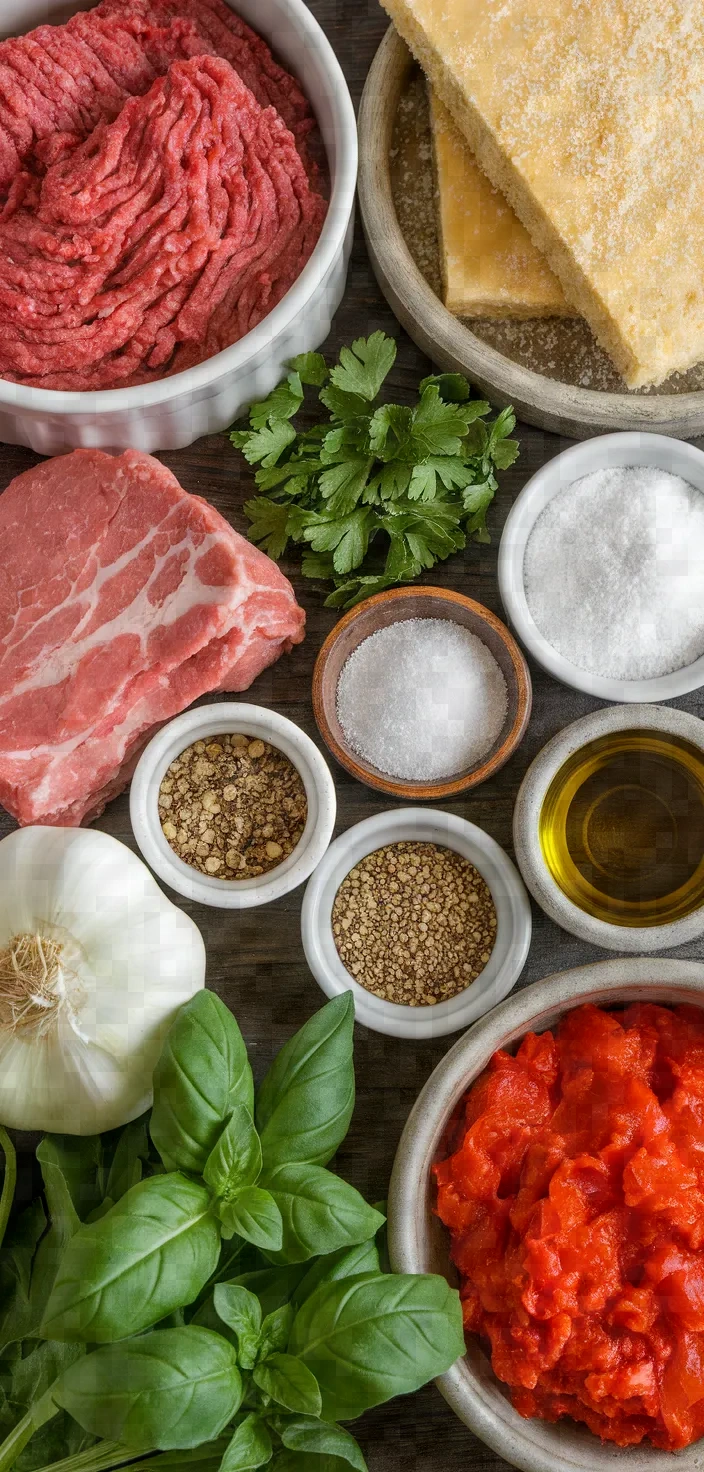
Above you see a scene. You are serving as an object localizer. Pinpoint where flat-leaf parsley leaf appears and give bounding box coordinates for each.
[228,334,519,607]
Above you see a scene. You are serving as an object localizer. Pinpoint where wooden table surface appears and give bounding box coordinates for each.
[3,2,704,1467]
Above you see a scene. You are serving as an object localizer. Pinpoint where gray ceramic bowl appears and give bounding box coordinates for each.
[388,957,704,1472]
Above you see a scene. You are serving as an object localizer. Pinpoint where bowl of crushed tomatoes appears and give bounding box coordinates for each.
[388,956,704,1469]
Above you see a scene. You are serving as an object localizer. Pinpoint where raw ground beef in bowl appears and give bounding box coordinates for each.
[0,0,329,391]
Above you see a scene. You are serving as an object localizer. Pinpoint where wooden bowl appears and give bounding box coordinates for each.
[312,586,532,800]
[358,25,704,442]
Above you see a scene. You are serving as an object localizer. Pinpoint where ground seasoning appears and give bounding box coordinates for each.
[158,733,307,880]
[332,840,497,1006]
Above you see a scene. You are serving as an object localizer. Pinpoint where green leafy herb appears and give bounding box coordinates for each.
[41,1175,221,1343]
[219,1188,283,1255]
[290,1240,380,1309]
[220,1414,272,1471]
[0,996,463,1472]
[230,334,519,607]
[0,1128,16,1253]
[54,1329,242,1451]
[150,992,254,1175]
[204,1107,261,1198]
[288,1272,466,1421]
[275,1416,367,1470]
[252,1355,321,1417]
[259,1165,384,1266]
[256,993,355,1171]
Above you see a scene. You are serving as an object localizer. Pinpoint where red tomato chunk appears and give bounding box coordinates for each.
[434,1003,704,1449]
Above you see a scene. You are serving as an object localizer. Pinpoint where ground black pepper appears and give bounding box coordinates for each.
[332,840,497,1006]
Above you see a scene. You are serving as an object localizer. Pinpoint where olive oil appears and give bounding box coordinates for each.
[539,730,704,926]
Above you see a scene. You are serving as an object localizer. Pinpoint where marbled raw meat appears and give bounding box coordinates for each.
[0,449,305,826]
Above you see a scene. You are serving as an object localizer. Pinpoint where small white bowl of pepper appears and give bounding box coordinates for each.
[301,808,532,1038]
[130,704,336,908]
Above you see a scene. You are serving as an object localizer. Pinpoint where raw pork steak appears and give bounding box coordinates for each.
[0,450,305,826]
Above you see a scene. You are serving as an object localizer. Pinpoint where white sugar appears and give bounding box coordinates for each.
[336,618,508,782]
[524,465,704,681]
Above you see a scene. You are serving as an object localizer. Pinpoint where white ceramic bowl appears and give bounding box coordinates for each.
[513,703,704,952]
[498,432,704,702]
[130,703,336,908]
[388,956,704,1472]
[300,808,532,1038]
[0,0,357,454]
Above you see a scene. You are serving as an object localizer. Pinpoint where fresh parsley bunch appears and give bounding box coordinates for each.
[230,332,519,608]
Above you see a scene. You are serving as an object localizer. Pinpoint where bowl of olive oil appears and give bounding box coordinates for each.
[514,706,704,950]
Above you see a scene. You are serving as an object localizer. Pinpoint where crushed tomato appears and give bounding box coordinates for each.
[434,1002,704,1449]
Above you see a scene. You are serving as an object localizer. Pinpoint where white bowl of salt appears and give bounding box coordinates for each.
[498,432,704,702]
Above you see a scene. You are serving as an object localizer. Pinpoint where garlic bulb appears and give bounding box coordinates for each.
[0,826,205,1135]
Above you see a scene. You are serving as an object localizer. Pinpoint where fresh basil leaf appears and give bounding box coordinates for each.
[25,1140,89,1330]
[288,1273,465,1420]
[36,1138,84,1238]
[213,1284,262,1369]
[9,1338,85,1412]
[104,1449,231,1472]
[221,1188,283,1254]
[256,1303,294,1361]
[291,1240,380,1308]
[55,1327,242,1451]
[104,1115,150,1205]
[1,1197,46,1301]
[289,352,328,388]
[151,992,254,1175]
[253,1354,321,1416]
[277,1416,367,1470]
[205,1106,262,1200]
[221,1413,273,1470]
[256,995,355,1171]
[225,1265,308,1319]
[271,1452,353,1471]
[260,1165,384,1265]
[42,1175,221,1342]
[38,1135,106,1224]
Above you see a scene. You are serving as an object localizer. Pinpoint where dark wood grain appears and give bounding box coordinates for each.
[2,3,704,1467]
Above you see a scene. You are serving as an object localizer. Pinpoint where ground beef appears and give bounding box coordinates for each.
[0,1,327,390]
[0,0,319,189]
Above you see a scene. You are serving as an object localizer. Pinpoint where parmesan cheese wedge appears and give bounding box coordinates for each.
[429,90,571,318]
[384,0,704,387]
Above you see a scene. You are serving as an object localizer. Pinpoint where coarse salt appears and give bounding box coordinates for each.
[524,465,704,681]
[335,617,508,782]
